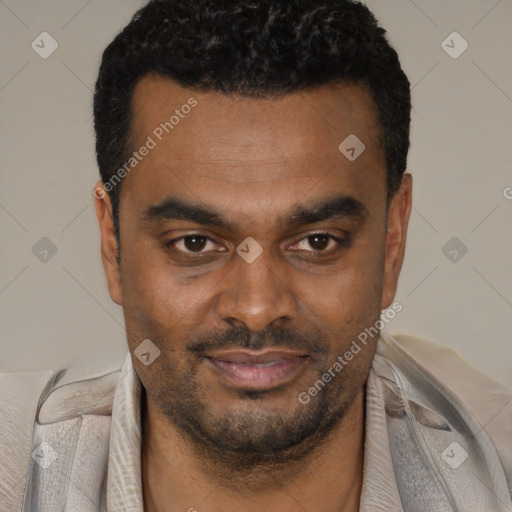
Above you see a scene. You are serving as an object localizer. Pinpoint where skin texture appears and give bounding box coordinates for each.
[95,75,412,511]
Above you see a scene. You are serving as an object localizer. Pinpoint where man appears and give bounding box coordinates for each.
[1,0,511,511]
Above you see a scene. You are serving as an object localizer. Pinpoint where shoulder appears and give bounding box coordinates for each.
[0,365,122,510]
[0,369,56,509]
[0,365,122,424]
[385,332,512,416]
[379,331,512,485]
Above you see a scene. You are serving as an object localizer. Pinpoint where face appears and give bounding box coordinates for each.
[96,75,411,462]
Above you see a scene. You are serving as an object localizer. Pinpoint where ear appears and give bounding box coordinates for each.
[381,173,412,309]
[94,182,122,305]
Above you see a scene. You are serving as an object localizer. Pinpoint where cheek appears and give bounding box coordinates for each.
[119,245,219,336]
[295,240,385,348]
[308,245,384,310]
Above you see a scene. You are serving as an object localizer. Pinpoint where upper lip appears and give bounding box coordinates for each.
[206,349,308,365]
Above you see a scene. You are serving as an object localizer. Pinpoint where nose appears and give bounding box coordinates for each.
[215,244,298,332]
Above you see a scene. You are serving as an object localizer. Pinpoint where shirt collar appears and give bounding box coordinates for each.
[107,352,144,512]
[359,366,402,511]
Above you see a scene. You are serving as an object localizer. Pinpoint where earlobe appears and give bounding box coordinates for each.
[380,174,412,310]
[94,182,123,305]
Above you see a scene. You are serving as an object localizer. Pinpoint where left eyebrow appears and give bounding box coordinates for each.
[286,195,368,227]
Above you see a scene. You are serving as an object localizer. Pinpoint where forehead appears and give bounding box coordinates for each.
[123,74,387,216]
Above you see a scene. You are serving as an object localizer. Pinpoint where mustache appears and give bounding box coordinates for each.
[186,324,329,356]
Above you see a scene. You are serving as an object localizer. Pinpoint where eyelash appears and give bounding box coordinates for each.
[166,231,350,257]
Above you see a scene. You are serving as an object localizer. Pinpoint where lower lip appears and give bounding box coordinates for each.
[207,357,309,390]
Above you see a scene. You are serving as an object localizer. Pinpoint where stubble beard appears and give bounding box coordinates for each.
[142,354,368,484]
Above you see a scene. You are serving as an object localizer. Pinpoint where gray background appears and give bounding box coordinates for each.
[1,0,511,388]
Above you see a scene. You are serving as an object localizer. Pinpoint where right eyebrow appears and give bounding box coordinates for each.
[142,196,234,230]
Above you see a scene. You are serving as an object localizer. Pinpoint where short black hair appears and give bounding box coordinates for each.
[94,0,411,242]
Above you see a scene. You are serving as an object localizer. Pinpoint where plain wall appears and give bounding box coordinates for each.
[0,0,511,388]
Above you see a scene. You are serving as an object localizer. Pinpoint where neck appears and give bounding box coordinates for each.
[141,388,365,512]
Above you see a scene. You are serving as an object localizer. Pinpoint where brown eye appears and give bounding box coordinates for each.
[170,234,221,254]
[182,235,208,252]
[306,234,331,251]
[291,232,346,253]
